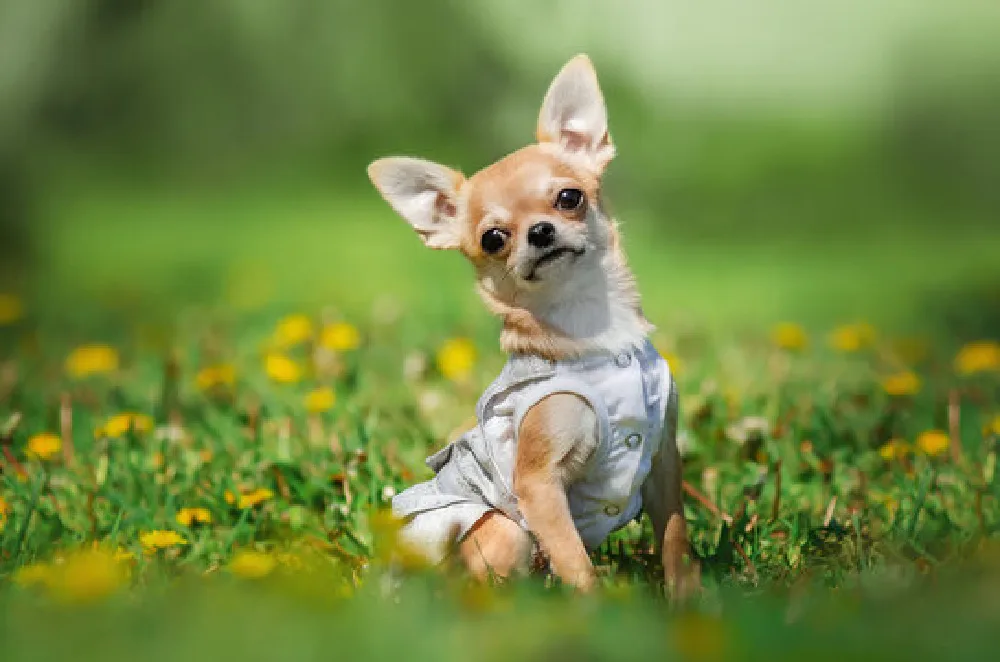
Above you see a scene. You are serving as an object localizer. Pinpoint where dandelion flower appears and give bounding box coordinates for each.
[272,314,315,348]
[139,530,188,552]
[47,549,128,604]
[771,323,808,351]
[320,322,361,352]
[874,492,899,519]
[225,487,274,509]
[436,337,477,382]
[25,432,62,461]
[97,413,154,439]
[370,508,431,572]
[828,323,877,353]
[916,430,950,457]
[175,507,212,527]
[0,293,24,325]
[954,341,1000,375]
[881,371,921,397]
[113,547,136,563]
[228,550,277,579]
[658,350,684,376]
[987,414,1000,437]
[275,551,306,572]
[65,344,119,378]
[13,562,52,588]
[878,438,911,461]
[195,364,236,391]
[265,352,302,384]
[304,386,336,413]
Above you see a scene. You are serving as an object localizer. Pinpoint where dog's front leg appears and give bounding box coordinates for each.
[514,392,598,592]
[642,385,699,603]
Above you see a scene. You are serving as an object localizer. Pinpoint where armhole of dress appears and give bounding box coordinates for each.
[511,376,612,454]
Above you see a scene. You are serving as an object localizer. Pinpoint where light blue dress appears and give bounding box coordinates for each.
[392,339,675,563]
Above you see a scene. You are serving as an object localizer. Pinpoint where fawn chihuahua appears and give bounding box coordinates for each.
[367,54,696,597]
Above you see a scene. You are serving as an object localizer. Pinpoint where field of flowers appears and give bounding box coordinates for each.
[2,269,999,661]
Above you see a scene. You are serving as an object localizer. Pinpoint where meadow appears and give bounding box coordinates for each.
[1,174,999,662]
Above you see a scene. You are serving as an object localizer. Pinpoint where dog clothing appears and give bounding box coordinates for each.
[391,338,675,564]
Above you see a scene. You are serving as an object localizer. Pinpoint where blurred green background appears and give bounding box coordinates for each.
[1,0,999,337]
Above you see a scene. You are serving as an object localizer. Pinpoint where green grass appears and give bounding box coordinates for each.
[2,183,999,661]
[29,180,1000,332]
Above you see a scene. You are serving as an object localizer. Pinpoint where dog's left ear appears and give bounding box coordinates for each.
[536,54,615,171]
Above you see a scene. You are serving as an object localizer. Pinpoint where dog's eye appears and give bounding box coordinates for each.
[554,188,585,211]
[480,228,507,255]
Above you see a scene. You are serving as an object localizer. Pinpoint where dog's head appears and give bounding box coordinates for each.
[367,55,621,311]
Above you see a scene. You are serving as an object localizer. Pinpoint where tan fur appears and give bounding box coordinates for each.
[459,511,532,582]
[514,392,599,591]
[368,54,695,598]
[641,387,701,602]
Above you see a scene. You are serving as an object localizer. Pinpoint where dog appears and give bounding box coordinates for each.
[367,54,696,597]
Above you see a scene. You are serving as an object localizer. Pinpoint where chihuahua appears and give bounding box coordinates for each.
[368,54,696,597]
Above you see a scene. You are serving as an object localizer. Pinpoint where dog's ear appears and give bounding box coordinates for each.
[536,54,615,171]
[367,157,465,250]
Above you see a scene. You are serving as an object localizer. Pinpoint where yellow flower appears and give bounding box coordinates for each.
[320,322,361,352]
[175,507,213,527]
[46,549,128,604]
[878,438,911,461]
[113,547,136,563]
[195,364,236,390]
[139,530,188,552]
[916,430,950,457]
[658,350,684,376]
[0,495,8,532]
[13,562,53,588]
[25,432,62,461]
[881,371,921,397]
[771,323,808,351]
[987,414,1000,437]
[828,322,877,353]
[305,386,336,413]
[228,550,277,579]
[265,352,302,383]
[954,341,1000,375]
[0,293,24,325]
[874,492,899,519]
[272,314,315,348]
[436,337,477,382]
[225,487,274,509]
[370,508,432,572]
[65,344,119,378]
[97,412,154,439]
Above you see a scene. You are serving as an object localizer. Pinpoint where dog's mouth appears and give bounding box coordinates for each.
[525,246,586,281]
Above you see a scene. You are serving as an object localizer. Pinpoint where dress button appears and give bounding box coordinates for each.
[624,433,642,449]
[603,504,621,517]
[615,351,632,368]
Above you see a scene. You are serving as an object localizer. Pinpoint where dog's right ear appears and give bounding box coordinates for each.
[367,157,465,250]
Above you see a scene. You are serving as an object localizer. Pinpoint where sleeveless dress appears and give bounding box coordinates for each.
[391,338,675,564]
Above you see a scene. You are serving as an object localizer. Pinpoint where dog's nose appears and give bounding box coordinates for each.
[527,222,556,249]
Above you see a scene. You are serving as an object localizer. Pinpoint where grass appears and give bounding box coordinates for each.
[1,182,999,661]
